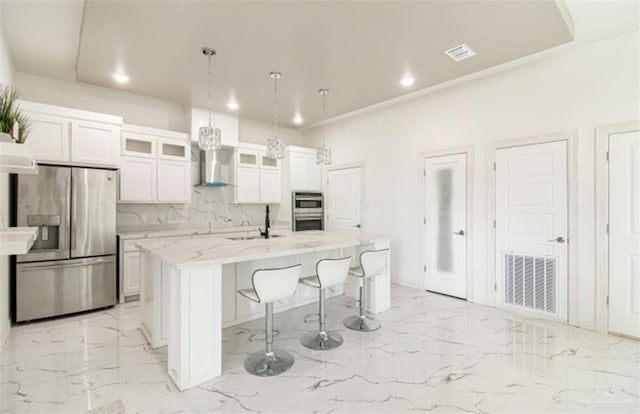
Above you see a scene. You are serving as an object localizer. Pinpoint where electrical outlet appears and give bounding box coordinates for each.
[140,214,147,223]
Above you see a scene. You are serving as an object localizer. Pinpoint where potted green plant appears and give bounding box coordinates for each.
[0,84,30,143]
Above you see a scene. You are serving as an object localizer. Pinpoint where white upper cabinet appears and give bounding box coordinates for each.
[121,131,156,158]
[119,124,190,204]
[22,112,71,162]
[232,143,281,204]
[235,167,261,204]
[71,120,120,166]
[20,100,122,167]
[288,148,322,191]
[259,169,281,203]
[120,157,156,202]
[189,107,238,147]
[157,159,191,203]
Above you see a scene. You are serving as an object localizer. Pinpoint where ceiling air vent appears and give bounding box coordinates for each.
[444,44,476,62]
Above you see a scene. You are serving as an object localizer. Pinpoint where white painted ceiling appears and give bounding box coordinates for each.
[1,1,635,128]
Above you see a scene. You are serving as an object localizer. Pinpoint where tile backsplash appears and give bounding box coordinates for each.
[117,187,277,228]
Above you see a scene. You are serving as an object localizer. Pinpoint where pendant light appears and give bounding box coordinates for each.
[316,88,331,165]
[266,71,285,159]
[198,47,222,151]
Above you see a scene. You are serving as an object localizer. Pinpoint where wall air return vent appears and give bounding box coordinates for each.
[444,44,476,62]
[503,252,557,315]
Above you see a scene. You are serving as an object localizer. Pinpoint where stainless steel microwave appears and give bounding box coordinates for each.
[292,191,324,231]
[292,191,323,214]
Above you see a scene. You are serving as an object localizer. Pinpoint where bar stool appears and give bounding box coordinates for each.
[237,264,301,377]
[299,256,352,351]
[343,249,389,332]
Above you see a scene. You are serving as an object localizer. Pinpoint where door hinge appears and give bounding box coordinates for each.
[493,220,496,229]
[423,169,426,177]
[423,265,426,272]
[423,217,426,225]
[494,282,497,291]
[493,162,496,171]
[606,223,609,234]
[606,151,609,162]
[606,295,609,306]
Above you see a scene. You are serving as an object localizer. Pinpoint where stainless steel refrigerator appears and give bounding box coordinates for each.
[13,165,117,322]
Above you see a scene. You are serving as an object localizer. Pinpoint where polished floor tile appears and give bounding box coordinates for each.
[1,286,638,413]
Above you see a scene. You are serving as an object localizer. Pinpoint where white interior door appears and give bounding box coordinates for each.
[326,167,362,232]
[495,140,568,320]
[424,153,467,299]
[609,130,640,338]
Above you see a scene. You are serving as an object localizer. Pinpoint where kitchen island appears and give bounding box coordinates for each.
[137,230,391,390]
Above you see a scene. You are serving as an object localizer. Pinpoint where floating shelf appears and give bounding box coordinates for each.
[0,227,39,255]
[0,141,38,174]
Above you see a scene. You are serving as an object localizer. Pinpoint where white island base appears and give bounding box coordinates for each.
[138,231,391,391]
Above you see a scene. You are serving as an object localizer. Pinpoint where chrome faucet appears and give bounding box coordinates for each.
[258,205,270,239]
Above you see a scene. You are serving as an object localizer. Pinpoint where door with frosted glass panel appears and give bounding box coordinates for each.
[424,154,467,298]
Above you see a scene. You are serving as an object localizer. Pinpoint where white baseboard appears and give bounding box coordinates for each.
[392,279,420,290]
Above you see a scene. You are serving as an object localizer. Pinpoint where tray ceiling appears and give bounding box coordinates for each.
[3,1,576,127]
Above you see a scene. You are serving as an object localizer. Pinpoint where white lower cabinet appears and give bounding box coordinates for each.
[123,251,141,297]
[221,265,237,324]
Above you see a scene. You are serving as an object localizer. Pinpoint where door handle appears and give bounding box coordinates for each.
[353,224,361,228]
[453,230,465,236]
[548,236,566,243]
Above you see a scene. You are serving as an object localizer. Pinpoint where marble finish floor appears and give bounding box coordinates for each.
[1,285,638,413]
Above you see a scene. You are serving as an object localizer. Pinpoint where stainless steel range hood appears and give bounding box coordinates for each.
[198,148,233,187]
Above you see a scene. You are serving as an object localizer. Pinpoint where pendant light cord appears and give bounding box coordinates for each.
[322,91,326,146]
[273,76,279,136]
[207,54,213,127]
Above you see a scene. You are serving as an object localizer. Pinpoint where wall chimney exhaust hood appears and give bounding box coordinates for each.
[197,148,233,187]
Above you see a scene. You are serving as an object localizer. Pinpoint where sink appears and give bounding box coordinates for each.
[226,236,261,241]
[226,234,284,241]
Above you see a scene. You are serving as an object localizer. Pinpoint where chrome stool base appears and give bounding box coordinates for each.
[244,349,294,377]
[343,315,381,332]
[301,330,344,350]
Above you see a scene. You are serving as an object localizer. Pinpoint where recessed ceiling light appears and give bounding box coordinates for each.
[112,73,129,83]
[227,102,239,110]
[401,76,415,87]
[293,115,304,125]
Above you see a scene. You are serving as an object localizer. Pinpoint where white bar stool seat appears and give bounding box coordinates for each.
[344,249,389,332]
[300,256,351,351]
[237,264,301,377]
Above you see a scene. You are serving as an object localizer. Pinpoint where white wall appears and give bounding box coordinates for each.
[303,31,640,330]
[0,1,15,348]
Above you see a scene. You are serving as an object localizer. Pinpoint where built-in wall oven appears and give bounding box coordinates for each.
[292,191,324,231]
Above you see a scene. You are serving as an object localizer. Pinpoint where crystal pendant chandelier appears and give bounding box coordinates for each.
[199,47,222,151]
[266,71,285,159]
[316,88,331,165]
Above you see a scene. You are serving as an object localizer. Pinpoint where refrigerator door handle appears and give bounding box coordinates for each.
[20,257,115,270]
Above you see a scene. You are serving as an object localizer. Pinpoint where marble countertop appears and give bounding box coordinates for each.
[137,230,390,270]
[117,222,290,240]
